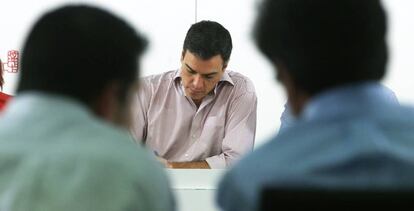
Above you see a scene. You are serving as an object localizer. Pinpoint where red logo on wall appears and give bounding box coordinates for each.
[0,50,17,111]
[2,50,19,73]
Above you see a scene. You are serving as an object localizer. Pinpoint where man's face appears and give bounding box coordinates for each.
[180,50,226,102]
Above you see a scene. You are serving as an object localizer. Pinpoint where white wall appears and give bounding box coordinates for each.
[2,0,414,146]
[1,0,281,146]
[1,1,414,210]
[382,1,414,105]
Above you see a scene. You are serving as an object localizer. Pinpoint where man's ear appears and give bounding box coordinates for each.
[181,49,186,61]
[92,82,119,122]
[273,59,309,117]
[273,59,290,87]
[222,63,228,72]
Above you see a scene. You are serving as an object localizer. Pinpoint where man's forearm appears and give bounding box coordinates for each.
[168,160,210,169]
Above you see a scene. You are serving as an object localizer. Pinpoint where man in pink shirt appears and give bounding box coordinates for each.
[132,21,257,169]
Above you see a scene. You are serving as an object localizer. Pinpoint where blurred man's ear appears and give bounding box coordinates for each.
[273,59,309,117]
[273,59,290,90]
[93,82,119,122]
[93,81,134,128]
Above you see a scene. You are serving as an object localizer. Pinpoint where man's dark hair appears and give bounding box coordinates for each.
[18,5,147,105]
[254,0,387,96]
[183,20,232,65]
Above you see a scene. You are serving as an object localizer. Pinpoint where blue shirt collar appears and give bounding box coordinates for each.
[301,82,398,122]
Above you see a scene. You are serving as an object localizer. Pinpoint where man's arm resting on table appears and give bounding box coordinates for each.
[157,156,210,169]
[167,161,210,169]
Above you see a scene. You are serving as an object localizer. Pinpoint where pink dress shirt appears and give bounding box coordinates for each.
[132,70,257,168]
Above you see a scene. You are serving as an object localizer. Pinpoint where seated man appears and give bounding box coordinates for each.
[132,21,257,169]
[217,0,414,211]
[0,5,175,211]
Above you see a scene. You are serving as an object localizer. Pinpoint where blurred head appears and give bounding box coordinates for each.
[18,5,147,126]
[180,21,232,103]
[254,0,387,100]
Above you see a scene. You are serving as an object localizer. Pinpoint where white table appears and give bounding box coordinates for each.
[167,169,226,211]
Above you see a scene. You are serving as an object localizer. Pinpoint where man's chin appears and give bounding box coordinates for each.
[188,94,205,101]
[190,96,201,100]
[186,92,204,99]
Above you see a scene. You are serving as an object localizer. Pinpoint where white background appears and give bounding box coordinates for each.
[1,1,414,210]
[2,0,414,146]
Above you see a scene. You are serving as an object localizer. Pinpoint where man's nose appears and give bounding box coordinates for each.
[192,75,204,90]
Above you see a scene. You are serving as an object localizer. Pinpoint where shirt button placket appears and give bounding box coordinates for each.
[191,114,201,141]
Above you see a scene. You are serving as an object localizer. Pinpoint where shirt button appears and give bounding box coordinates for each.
[192,134,196,139]
[185,154,189,157]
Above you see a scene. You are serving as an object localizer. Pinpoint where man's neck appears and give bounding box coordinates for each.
[193,99,202,108]
[289,91,310,117]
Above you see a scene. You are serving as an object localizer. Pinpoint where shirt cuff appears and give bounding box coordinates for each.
[205,154,227,169]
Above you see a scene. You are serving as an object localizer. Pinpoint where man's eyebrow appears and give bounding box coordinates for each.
[202,72,218,77]
[185,63,219,76]
[185,63,196,72]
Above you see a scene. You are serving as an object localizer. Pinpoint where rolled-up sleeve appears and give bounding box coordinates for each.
[206,92,257,168]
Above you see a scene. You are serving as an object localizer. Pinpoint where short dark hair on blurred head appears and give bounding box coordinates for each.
[254,0,387,96]
[183,20,232,65]
[18,5,147,105]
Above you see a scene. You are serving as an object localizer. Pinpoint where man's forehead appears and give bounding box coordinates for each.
[185,63,219,73]
[183,50,223,62]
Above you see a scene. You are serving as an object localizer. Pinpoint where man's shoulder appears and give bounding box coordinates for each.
[141,70,177,84]
[138,70,178,100]
[270,104,414,166]
[46,121,165,179]
[0,129,172,211]
[225,70,256,94]
[138,70,178,94]
[387,104,414,121]
[222,104,414,183]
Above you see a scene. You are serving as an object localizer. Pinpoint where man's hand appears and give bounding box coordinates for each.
[154,152,210,169]
[162,159,210,169]
[168,161,210,169]
[156,156,173,168]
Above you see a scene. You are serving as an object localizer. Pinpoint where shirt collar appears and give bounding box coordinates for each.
[173,69,235,96]
[173,70,185,96]
[173,69,181,81]
[4,91,94,122]
[213,70,234,94]
[301,81,398,122]
[220,70,234,86]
